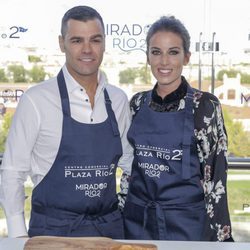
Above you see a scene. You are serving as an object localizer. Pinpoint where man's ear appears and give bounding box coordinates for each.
[59,35,65,53]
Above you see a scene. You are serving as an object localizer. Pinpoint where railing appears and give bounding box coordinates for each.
[228,157,250,169]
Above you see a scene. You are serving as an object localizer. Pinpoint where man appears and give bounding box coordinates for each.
[0,6,132,238]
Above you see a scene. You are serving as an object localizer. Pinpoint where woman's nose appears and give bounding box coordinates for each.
[160,54,169,65]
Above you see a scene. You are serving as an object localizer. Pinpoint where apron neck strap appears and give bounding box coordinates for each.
[57,70,120,137]
[146,91,152,106]
[57,69,71,117]
[182,85,195,180]
[104,89,120,136]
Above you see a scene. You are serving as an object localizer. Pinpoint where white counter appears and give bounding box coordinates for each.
[1,237,250,250]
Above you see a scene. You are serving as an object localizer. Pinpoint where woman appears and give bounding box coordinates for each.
[122,16,233,241]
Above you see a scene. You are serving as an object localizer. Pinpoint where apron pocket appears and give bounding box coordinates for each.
[28,210,46,237]
[124,201,144,223]
[70,210,124,239]
[97,209,124,239]
[164,200,206,240]
[45,216,70,236]
[124,201,152,239]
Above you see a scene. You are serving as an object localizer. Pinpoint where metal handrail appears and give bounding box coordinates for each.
[228,157,250,169]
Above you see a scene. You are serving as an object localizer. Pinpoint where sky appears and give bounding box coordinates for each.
[0,0,250,62]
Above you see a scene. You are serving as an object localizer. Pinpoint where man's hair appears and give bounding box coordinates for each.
[61,5,104,37]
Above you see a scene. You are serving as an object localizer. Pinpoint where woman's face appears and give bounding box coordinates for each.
[147,31,190,90]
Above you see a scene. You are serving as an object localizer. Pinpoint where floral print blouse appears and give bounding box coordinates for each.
[119,76,233,241]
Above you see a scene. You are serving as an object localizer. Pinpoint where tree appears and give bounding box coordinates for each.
[0,68,8,83]
[217,69,250,84]
[119,68,138,84]
[28,55,42,63]
[0,112,14,152]
[240,72,250,84]
[138,64,151,84]
[29,65,46,83]
[8,65,27,83]
[223,109,250,157]
[217,69,240,81]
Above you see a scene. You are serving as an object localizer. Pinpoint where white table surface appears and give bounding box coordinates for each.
[1,237,250,250]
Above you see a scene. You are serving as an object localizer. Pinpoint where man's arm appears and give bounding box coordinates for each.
[0,93,40,237]
[111,91,133,210]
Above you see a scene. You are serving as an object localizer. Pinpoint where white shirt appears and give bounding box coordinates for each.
[0,65,133,237]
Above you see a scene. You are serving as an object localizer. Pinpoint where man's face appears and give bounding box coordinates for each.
[59,18,105,83]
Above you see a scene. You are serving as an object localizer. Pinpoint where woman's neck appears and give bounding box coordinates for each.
[156,82,181,99]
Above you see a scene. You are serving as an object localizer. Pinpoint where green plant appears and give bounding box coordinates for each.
[0,112,14,152]
[28,65,46,83]
[119,68,138,84]
[7,65,27,83]
[0,69,8,83]
[223,109,250,157]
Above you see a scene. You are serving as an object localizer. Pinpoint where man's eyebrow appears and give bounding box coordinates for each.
[90,34,104,39]
[69,34,104,40]
[69,36,82,40]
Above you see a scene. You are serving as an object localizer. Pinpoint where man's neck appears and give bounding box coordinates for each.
[66,67,99,109]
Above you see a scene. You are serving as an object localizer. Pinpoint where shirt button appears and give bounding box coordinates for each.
[91,118,93,122]
[80,89,83,91]
[85,99,89,102]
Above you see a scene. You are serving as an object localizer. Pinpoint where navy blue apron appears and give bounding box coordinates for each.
[124,85,205,240]
[28,70,124,238]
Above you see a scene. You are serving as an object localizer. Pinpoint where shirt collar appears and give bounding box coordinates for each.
[61,64,107,94]
[152,76,188,104]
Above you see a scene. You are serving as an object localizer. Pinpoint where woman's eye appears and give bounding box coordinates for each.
[151,50,161,55]
[169,50,179,55]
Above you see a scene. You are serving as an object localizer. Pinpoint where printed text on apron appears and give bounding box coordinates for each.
[28,70,124,238]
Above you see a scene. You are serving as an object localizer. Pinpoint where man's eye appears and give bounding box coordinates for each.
[92,39,102,43]
[72,39,81,43]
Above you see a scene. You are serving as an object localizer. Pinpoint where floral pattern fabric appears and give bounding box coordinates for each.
[119,76,233,241]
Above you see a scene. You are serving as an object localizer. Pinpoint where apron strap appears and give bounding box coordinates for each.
[104,89,120,137]
[181,87,195,180]
[146,91,152,105]
[67,214,104,236]
[57,69,71,117]
[57,70,120,138]
[128,193,204,240]
[32,203,119,235]
[127,192,204,207]
[142,201,166,240]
